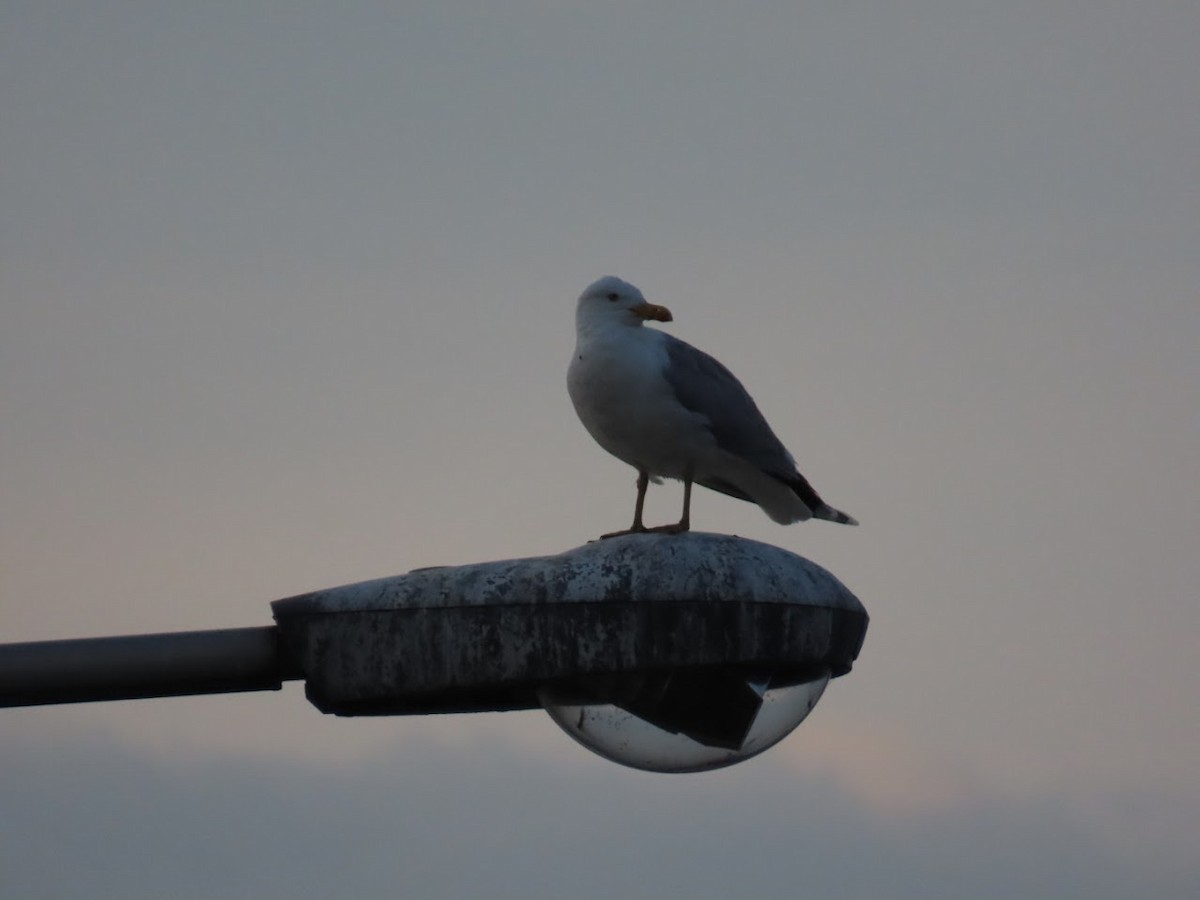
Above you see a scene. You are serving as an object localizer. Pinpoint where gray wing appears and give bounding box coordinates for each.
[661,333,799,485]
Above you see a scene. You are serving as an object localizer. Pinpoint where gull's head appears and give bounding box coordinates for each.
[576,276,673,332]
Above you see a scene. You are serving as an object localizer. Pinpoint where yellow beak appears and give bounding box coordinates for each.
[632,303,673,323]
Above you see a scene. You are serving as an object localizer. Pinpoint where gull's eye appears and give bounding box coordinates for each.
[606,292,619,302]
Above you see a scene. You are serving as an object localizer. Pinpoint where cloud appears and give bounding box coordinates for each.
[2,730,1196,900]
[774,715,978,816]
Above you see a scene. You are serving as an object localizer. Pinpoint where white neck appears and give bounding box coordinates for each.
[575,309,645,343]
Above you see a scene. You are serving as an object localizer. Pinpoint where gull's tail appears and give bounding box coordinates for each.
[814,504,858,527]
[786,472,859,526]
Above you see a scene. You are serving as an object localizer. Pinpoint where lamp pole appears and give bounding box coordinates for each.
[0,627,298,708]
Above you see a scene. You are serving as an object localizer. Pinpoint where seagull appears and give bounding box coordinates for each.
[568,276,858,538]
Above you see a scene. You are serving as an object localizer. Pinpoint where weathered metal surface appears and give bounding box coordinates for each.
[0,627,298,708]
[271,532,867,716]
[0,534,867,716]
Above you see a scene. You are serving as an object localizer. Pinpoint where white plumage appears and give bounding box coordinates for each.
[568,276,857,536]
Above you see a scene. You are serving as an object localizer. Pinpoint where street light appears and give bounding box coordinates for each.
[0,533,867,773]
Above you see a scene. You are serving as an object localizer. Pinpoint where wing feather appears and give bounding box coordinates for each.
[660,334,797,480]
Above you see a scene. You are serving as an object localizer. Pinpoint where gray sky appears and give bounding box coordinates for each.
[2,2,1198,896]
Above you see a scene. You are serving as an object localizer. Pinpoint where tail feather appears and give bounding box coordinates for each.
[815,504,858,527]
[786,472,859,526]
[702,471,859,526]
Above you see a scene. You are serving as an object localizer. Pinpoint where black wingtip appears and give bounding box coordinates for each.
[818,506,859,526]
[786,473,857,525]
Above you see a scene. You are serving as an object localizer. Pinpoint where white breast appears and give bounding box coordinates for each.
[567,326,712,479]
